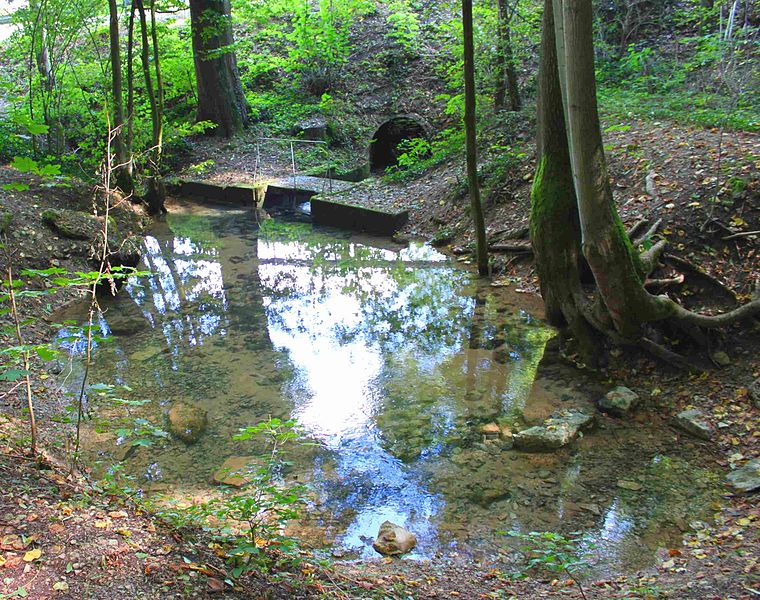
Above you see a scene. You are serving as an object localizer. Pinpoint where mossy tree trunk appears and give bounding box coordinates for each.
[531,0,760,365]
[530,0,597,360]
[189,0,249,137]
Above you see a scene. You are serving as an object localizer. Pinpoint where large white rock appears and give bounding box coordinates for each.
[372,521,417,556]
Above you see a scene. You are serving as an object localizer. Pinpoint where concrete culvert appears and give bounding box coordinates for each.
[369,117,427,172]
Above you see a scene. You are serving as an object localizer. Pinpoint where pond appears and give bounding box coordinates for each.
[56,199,721,575]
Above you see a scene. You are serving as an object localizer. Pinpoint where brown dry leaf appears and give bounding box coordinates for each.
[48,523,65,535]
[207,577,225,593]
[108,511,128,519]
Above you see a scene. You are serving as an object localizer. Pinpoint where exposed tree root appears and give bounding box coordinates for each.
[639,337,699,370]
[723,230,760,241]
[644,274,685,291]
[626,218,649,240]
[663,254,737,304]
[633,218,662,247]
[641,239,667,275]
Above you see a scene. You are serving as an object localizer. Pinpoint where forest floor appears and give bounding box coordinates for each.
[1,117,759,599]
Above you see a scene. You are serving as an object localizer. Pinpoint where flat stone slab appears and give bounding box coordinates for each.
[179,179,266,207]
[311,196,409,235]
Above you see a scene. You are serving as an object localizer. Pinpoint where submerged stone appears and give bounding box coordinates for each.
[372,521,417,556]
[599,386,640,417]
[213,456,261,487]
[673,409,713,441]
[726,459,760,493]
[168,401,208,444]
[130,346,164,362]
[512,410,594,452]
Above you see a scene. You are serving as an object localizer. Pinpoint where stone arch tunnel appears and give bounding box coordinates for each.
[369,116,428,172]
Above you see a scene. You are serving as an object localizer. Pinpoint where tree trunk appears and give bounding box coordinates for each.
[126,2,135,166]
[149,0,164,161]
[189,0,249,137]
[555,0,655,339]
[136,0,165,214]
[108,0,133,194]
[495,0,521,111]
[462,0,489,276]
[530,0,597,359]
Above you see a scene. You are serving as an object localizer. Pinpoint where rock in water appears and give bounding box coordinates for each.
[512,410,595,452]
[213,456,260,487]
[727,459,760,493]
[372,521,417,556]
[673,409,713,441]
[599,386,640,417]
[168,402,208,444]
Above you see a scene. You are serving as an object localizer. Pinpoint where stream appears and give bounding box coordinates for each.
[56,198,721,575]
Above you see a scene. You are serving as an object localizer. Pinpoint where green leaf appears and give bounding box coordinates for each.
[2,182,30,192]
[10,156,39,175]
[0,368,30,381]
[34,346,58,361]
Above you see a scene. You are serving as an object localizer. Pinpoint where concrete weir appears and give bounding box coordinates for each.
[175,177,408,235]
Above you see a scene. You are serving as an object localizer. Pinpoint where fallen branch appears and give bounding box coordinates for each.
[723,230,759,241]
[489,242,533,254]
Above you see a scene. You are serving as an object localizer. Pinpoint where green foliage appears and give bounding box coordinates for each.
[385,0,422,55]
[503,530,594,597]
[186,418,308,576]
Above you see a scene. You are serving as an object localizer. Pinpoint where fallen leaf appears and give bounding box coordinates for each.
[23,548,42,562]
[52,581,69,592]
[207,578,225,593]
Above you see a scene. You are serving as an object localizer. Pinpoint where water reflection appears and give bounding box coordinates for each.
[58,202,720,573]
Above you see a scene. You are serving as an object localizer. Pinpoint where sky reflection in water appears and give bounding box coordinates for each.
[63,206,719,570]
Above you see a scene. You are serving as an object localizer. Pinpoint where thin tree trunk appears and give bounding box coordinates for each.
[126,2,135,165]
[108,0,133,194]
[149,0,164,162]
[495,0,521,111]
[136,0,165,214]
[462,0,489,276]
[189,0,249,136]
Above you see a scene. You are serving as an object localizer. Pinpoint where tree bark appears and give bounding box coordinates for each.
[530,0,597,359]
[136,0,165,214]
[462,0,489,276]
[108,0,133,194]
[189,0,249,137]
[494,0,521,111]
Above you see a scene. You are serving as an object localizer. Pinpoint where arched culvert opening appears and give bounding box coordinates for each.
[369,117,428,172]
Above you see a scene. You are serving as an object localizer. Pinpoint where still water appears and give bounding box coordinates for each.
[58,199,720,573]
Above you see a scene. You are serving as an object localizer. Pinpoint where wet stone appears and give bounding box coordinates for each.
[673,409,713,441]
[213,456,261,487]
[168,401,208,444]
[372,521,417,556]
[599,386,640,417]
[512,410,594,452]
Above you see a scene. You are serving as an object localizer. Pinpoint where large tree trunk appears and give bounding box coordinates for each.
[554,0,654,339]
[494,0,521,111]
[529,0,760,366]
[189,0,249,137]
[108,0,133,194]
[530,0,597,359]
[462,0,489,276]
